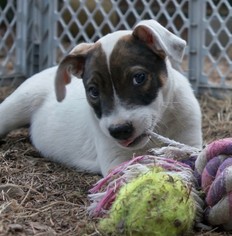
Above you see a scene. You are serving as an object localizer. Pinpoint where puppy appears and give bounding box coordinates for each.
[0,20,202,176]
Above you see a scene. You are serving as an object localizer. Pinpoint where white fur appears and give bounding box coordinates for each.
[0,20,202,176]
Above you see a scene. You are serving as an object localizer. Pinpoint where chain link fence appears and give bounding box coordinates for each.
[0,0,231,95]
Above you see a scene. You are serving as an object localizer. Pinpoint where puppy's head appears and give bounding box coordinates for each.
[55,20,186,150]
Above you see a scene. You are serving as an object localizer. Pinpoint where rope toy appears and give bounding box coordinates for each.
[195,138,232,230]
[89,155,203,235]
[88,132,204,235]
[88,133,232,234]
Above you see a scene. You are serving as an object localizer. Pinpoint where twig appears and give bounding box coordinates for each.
[19,172,34,206]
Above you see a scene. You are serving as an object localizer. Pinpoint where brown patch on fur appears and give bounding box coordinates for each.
[55,43,99,101]
[82,43,114,118]
[109,35,167,106]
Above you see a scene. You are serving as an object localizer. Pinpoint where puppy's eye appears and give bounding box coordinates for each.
[88,86,99,99]
[133,72,147,86]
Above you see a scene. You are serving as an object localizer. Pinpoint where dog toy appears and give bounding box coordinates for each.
[89,132,232,233]
[98,166,196,235]
[195,138,232,230]
[89,152,204,235]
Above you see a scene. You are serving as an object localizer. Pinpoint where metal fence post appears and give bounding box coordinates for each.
[26,0,57,77]
[15,0,27,78]
[26,0,40,76]
[39,0,57,70]
[188,0,206,94]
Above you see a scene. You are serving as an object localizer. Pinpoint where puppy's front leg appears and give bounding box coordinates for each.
[95,138,132,177]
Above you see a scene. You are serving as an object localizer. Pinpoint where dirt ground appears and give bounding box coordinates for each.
[0,87,232,236]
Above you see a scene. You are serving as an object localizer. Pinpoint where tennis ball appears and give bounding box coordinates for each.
[99,168,196,236]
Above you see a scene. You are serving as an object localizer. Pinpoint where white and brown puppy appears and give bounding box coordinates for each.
[0,20,202,176]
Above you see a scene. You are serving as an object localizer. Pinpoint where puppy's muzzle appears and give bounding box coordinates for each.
[108,122,134,140]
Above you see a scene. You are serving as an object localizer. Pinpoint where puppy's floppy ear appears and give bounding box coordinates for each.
[133,20,186,63]
[55,43,94,102]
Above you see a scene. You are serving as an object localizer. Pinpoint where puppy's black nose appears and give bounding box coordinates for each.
[108,122,134,140]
